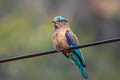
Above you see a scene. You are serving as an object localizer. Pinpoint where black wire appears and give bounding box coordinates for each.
[0,37,120,64]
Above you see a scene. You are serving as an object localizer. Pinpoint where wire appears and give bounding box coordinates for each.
[0,37,120,64]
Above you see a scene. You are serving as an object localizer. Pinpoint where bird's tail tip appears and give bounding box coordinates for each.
[84,75,88,79]
[80,67,88,79]
[82,72,88,79]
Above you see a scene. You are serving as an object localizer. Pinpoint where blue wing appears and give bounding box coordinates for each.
[65,30,86,67]
[65,30,88,79]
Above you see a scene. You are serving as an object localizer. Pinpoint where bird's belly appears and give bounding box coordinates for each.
[54,33,69,51]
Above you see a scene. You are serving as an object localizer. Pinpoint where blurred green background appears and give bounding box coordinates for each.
[0,0,120,80]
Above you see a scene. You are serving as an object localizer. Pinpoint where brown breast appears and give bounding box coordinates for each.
[52,29,69,51]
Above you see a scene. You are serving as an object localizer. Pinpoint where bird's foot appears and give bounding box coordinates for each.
[62,49,71,53]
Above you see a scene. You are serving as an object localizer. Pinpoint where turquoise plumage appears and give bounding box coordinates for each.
[51,16,88,79]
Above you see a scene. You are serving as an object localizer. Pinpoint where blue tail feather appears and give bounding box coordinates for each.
[73,49,86,67]
[70,52,88,79]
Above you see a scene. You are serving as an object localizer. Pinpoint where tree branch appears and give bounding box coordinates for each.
[0,37,120,64]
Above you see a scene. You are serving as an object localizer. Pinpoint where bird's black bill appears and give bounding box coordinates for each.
[51,20,57,24]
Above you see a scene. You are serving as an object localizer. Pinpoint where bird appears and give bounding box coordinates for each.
[51,16,88,79]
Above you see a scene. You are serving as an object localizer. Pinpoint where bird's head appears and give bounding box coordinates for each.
[51,16,69,29]
[51,16,68,24]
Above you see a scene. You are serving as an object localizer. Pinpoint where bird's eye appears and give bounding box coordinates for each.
[57,20,61,22]
[57,21,64,22]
